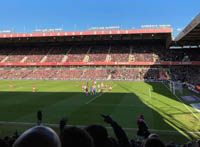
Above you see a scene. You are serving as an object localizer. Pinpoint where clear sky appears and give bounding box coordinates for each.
[0,0,199,37]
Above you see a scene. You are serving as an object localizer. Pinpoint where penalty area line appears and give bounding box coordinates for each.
[85,93,104,104]
[85,84,116,105]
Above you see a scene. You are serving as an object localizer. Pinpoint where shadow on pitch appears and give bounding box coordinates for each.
[0,90,191,142]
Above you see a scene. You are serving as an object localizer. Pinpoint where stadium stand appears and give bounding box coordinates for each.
[0,43,199,84]
[170,66,200,85]
[45,47,68,63]
[110,45,130,62]
[0,44,200,65]
[88,45,108,62]
[0,67,162,81]
[24,47,49,63]
[67,46,89,62]
[1,65,200,85]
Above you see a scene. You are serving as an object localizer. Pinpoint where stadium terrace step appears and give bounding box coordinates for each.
[62,55,68,62]
[20,56,27,63]
[66,47,72,54]
[106,55,111,62]
[87,47,91,54]
[108,46,111,54]
[80,69,87,79]
[153,53,159,62]
[83,55,89,62]
[40,56,47,63]
[107,74,112,80]
[129,55,135,62]
[130,46,133,54]
[1,56,8,63]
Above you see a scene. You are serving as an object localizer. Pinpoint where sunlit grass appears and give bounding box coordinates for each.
[0,80,199,143]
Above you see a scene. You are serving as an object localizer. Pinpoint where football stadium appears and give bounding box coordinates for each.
[0,2,200,146]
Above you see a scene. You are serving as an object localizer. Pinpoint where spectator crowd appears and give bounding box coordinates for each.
[0,67,160,81]
[0,113,199,147]
[0,66,200,85]
[0,45,199,63]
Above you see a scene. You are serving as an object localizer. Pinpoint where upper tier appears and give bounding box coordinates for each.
[0,44,199,66]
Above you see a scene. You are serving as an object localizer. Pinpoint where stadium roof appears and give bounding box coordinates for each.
[0,28,172,45]
[0,28,172,38]
[174,13,200,45]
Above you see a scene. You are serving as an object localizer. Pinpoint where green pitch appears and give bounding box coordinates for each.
[0,80,200,143]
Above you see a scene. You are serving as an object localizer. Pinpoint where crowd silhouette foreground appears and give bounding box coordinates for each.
[0,113,200,147]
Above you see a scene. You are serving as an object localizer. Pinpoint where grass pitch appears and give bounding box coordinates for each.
[0,80,200,143]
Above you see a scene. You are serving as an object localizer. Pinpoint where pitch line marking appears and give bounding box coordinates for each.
[85,93,104,104]
[85,84,116,105]
[0,121,199,134]
[88,103,177,109]
[162,82,200,121]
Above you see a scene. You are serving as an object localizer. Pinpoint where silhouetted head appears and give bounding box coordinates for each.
[197,139,200,146]
[85,124,109,147]
[148,133,159,138]
[108,136,118,147]
[138,114,144,120]
[0,139,6,147]
[143,137,165,147]
[186,142,192,147]
[13,126,61,147]
[60,126,93,147]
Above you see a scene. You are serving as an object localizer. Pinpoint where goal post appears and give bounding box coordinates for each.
[162,80,184,95]
[170,80,183,95]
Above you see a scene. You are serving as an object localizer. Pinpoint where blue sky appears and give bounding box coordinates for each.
[0,0,199,37]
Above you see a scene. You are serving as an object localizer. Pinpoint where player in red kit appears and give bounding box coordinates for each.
[10,82,13,88]
[32,85,36,92]
[109,85,112,91]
